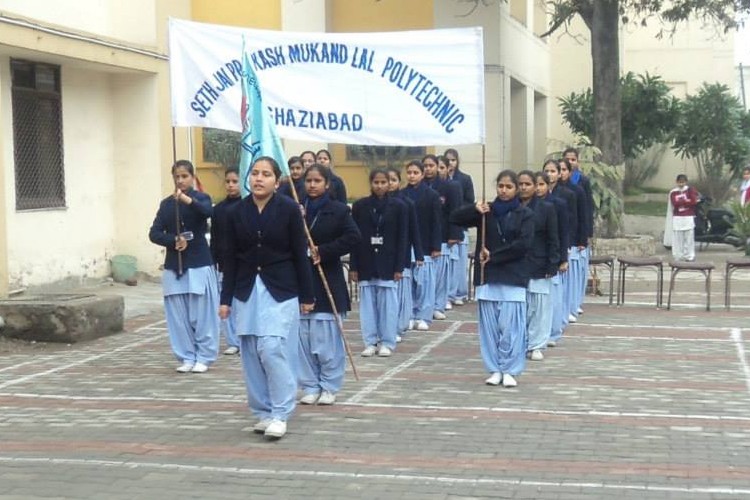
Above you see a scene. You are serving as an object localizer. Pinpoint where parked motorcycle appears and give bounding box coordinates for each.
[694,196,742,249]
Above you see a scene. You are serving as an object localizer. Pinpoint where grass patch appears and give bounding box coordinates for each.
[624,200,667,217]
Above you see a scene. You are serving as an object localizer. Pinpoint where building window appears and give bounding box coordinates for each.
[345,145,426,168]
[11,59,65,210]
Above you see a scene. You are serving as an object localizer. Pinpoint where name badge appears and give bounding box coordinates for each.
[371,236,384,246]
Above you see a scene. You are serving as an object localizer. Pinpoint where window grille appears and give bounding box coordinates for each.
[11,59,65,210]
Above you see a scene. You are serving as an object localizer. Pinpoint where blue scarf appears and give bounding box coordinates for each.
[304,192,329,226]
[570,169,582,186]
[403,182,425,202]
[491,197,520,221]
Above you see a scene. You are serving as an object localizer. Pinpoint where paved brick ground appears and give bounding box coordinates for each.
[1,264,750,499]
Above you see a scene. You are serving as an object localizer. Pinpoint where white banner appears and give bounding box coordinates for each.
[169,18,485,145]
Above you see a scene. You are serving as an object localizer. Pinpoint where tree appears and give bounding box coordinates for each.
[672,82,750,202]
[559,72,680,190]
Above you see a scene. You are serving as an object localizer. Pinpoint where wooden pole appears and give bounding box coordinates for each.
[287,178,360,382]
[480,143,486,285]
[172,127,183,278]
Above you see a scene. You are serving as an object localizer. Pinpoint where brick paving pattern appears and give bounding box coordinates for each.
[1,273,749,499]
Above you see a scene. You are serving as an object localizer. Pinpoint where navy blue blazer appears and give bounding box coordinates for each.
[573,173,595,239]
[220,193,314,305]
[392,193,424,268]
[452,168,475,206]
[278,177,305,201]
[547,195,570,265]
[350,194,408,281]
[149,189,213,272]
[450,201,534,288]
[403,183,442,258]
[329,173,348,204]
[210,195,242,272]
[523,197,560,279]
[550,185,578,249]
[561,181,588,247]
[306,198,361,313]
[425,177,464,242]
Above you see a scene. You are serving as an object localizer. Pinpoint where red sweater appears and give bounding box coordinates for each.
[670,187,698,217]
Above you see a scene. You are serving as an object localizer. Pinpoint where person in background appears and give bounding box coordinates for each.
[220,156,315,440]
[297,164,361,406]
[350,169,408,358]
[444,148,475,307]
[149,160,219,373]
[300,151,317,170]
[278,156,305,200]
[668,174,699,262]
[316,149,348,204]
[559,159,587,324]
[740,166,750,207]
[450,170,533,388]
[210,167,242,355]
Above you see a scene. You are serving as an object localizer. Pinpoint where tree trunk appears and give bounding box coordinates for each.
[590,0,625,236]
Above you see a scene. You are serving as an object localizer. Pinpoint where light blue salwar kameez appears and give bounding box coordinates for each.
[216,271,239,349]
[298,312,346,397]
[476,283,527,376]
[162,266,220,366]
[433,243,451,313]
[549,274,566,343]
[526,278,553,351]
[448,231,470,302]
[234,276,299,421]
[567,247,583,317]
[359,279,399,349]
[396,267,413,335]
[412,257,436,323]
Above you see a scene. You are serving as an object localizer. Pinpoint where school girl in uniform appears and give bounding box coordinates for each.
[297,164,361,406]
[543,160,576,346]
[559,159,588,324]
[350,169,408,357]
[220,156,315,439]
[450,170,533,388]
[315,149,348,204]
[386,167,423,341]
[149,160,219,373]
[403,160,442,331]
[423,154,463,319]
[300,150,317,170]
[444,149,474,307]
[210,168,242,355]
[518,170,559,361]
[535,169,569,351]
[278,156,306,200]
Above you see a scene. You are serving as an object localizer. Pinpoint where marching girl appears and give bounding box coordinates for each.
[444,148,474,307]
[315,149,348,204]
[350,169,408,357]
[559,159,588,324]
[450,170,533,388]
[300,150,317,170]
[278,156,305,200]
[518,170,559,362]
[403,161,442,331]
[210,167,242,356]
[535,168,569,351]
[423,154,463,319]
[219,156,315,439]
[386,167,423,341]
[149,160,219,374]
[543,159,577,346]
[298,164,361,406]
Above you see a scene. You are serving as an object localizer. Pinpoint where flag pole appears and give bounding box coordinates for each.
[287,179,360,381]
[480,143,486,285]
[172,127,183,277]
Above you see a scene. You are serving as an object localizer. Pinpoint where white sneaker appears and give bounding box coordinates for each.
[191,362,208,373]
[445,302,453,310]
[299,392,320,405]
[568,314,577,323]
[453,299,465,306]
[264,419,287,438]
[253,418,273,433]
[223,346,239,355]
[547,340,557,347]
[378,346,393,357]
[361,345,378,357]
[416,320,429,331]
[317,391,336,405]
[577,307,584,315]
[485,372,502,386]
[502,374,518,387]
[175,362,194,373]
[433,311,446,320]
[529,349,544,361]
[408,320,415,330]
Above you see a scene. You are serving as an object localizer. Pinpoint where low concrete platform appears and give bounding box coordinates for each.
[0,294,123,343]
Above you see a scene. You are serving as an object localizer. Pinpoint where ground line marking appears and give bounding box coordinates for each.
[0,457,748,495]
[345,321,462,404]
[731,328,750,396]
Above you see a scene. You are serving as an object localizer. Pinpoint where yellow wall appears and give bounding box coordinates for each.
[191,0,281,200]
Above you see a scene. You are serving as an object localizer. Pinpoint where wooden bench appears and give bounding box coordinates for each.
[617,256,664,308]
[667,261,715,311]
